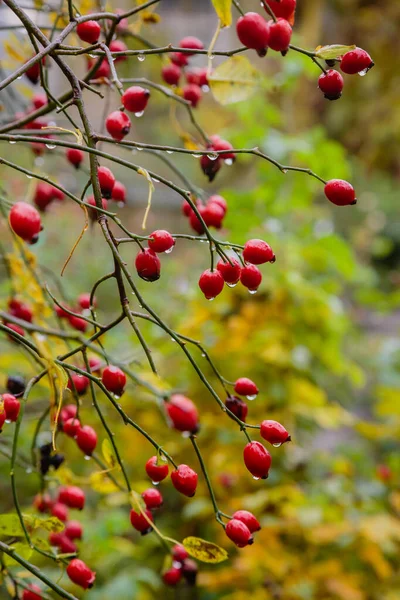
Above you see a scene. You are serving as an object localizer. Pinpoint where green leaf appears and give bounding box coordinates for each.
[0,514,25,537]
[33,516,65,533]
[211,0,232,27]
[3,542,33,566]
[315,44,356,60]
[209,56,262,105]
[182,536,228,563]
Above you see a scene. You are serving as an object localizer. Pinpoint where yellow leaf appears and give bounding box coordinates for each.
[211,0,232,27]
[180,132,200,151]
[0,514,24,537]
[209,56,262,105]
[315,44,356,60]
[3,39,26,63]
[183,536,228,564]
[141,11,160,23]
[360,542,392,579]
[102,439,118,470]
[89,472,120,494]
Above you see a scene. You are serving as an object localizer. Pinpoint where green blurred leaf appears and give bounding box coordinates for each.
[315,44,356,59]
[209,56,262,105]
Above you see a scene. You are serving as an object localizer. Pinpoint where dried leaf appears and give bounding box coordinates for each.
[183,536,228,563]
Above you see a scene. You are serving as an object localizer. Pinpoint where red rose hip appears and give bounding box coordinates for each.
[232,510,261,533]
[260,419,291,446]
[105,110,131,141]
[217,258,241,286]
[77,20,101,44]
[102,365,127,396]
[225,519,253,548]
[198,269,224,300]
[318,70,344,100]
[121,86,150,114]
[148,230,175,253]
[135,249,161,282]
[2,393,20,421]
[166,394,199,434]
[67,558,96,589]
[9,202,42,243]
[234,378,258,398]
[171,464,198,497]
[145,455,169,482]
[324,179,356,206]
[97,166,115,198]
[76,425,97,455]
[236,13,270,55]
[142,487,163,509]
[22,584,43,600]
[267,18,292,53]
[340,47,374,75]
[130,508,153,534]
[243,239,275,264]
[243,441,272,479]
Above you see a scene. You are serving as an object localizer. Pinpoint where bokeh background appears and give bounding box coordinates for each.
[0,1,399,599]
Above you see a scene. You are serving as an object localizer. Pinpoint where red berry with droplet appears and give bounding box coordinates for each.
[67,558,96,589]
[225,519,253,548]
[200,154,222,182]
[198,269,224,300]
[111,181,126,204]
[260,419,291,445]
[172,544,189,562]
[97,166,115,199]
[109,39,128,62]
[236,13,270,55]
[318,69,344,100]
[145,456,169,482]
[225,395,248,422]
[234,377,258,397]
[209,137,236,162]
[202,201,225,229]
[102,365,126,396]
[183,83,202,107]
[9,202,42,243]
[171,464,198,497]
[65,520,83,540]
[243,239,275,264]
[142,488,163,510]
[77,20,101,44]
[324,179,356,206]
[340,47,374,75]
[217,258,241,285]
[63,417,81,438]
[243,441,271,479]
[105,110,131,141]
[148,230,175,253]
[232,510,261,533]
[179,36,204,55]
[163,567,182,586]
[162,63,181,86]
[166,394,199,434]
[67,148,84,168]
[135,249,161,282]
[76,425,97,455]
[130,508,153,534]
[67,373,89,396]
[122,86,150,113]
[2,393,20,421]
[22,584,43,600]
[268,18,292,52]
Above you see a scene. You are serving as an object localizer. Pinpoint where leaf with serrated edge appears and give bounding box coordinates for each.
[315,44,356,60]
[211,0,232,27]
[183,536,228,563]
[209,56,262,105]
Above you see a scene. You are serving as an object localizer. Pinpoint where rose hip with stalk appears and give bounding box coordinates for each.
[105,110,131,141]
[217,258,241,286]
[198,269,225,300]
[68,313,88,332]
[225,395,248,422]
[267,18,292,53]
[236,13,270,56]
[9,202,42,244]
[172,544,189,562]
[121,86,151,114]
[135,249,161,282]
[101,365,126,396]
[97,166,115,199]
[67,373,89,396]
[340,47,374,75]
[66,559,96,589]
[130,508,153,534]
[142,488,163,509]
[260,420,291,446]
[243,441,272,479]
[240,264,263,292]
[66,147,84,168]
[225,519,253,547]
[76,20,101,44]
[109,39,128,61]
[171,464,198,497]
[162,63,181,86]
[318,70,344,100]
[243,239,275,264]
[183,83,202,107]
[63,417,81,438]
[324,179,356,206]
[60,404,77,424]
[264,0,297,21]
[232,510,261,533]
[189,205,207,234]
[76,425,97,455]
[234,377,259,398]
[148,230,175,253]
[202,202,225,229]
[145,456,169,482]
[200,154,222,182]
[2,393,21,421]
[50,532,77,554]
[209,137,236,164]
[165,394,199,434]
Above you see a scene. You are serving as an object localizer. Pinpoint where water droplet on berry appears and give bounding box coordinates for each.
[192,153,202,158]
[151,480,160,486]
[201,85,210,92]
[272,442,282,448]
[134,111,144,118]
[358,68,368,77]
[207,297,215,301]
[117,201,125,208]
[248,289,258,295]
[89,53,97,59]
[137,54,145,62]
[246,394,257,401]
[5,419,11,424]
[84,455,91,461]
[114,395,120,400]
[182,431,191,438]
[164,247,173,254]
[253,476,260,481]
[226,282,237,288]
[209,54,215,60]
[172,560,182,568]
[9,140,16,144]
[17,75,23,80]
[160,454,168,462]
[224,158,233,166]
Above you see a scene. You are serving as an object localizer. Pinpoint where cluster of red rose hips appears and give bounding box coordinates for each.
[31,485,95,592]
[318,47,374,101]
[162,544,198,587]
[55,292,99,333]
